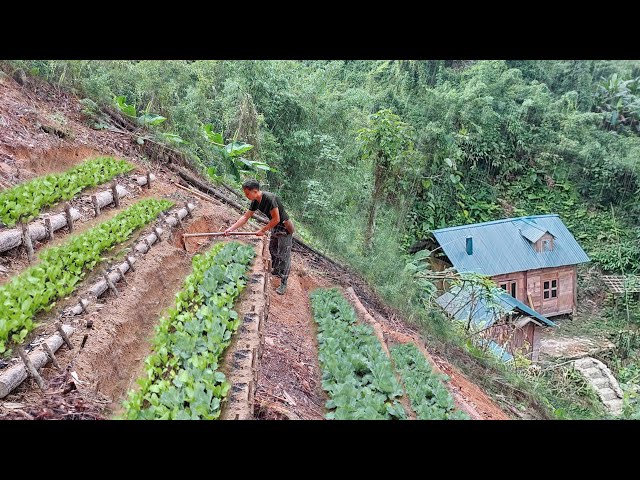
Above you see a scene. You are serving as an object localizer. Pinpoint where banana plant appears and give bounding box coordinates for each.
[201,124,276,181]
[113,95,188,145]
[113,96,167,126]
[593,74,640,132]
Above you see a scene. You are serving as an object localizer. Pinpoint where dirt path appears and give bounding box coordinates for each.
[253,248,509,420]
[254,253,330,419]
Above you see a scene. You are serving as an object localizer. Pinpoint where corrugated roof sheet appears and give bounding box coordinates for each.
[500,292,557,327]
[432,214,590,276]
[435,285,556,328]
[520,225,547,243]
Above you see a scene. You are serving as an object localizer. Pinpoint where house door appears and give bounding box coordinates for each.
[541,274,559,314]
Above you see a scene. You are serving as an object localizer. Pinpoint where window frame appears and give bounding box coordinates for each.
[500,280,517,299]
[543,279,558,300]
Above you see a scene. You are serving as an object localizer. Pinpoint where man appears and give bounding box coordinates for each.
[224,179,295,295]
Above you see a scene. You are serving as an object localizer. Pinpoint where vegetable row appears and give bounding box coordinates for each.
[122,241,255,420]
[0,156,133,226]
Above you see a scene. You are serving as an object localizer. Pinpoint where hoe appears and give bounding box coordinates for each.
[181,231,258,251]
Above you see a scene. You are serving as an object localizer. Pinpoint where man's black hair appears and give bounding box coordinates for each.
[242,179,260,190]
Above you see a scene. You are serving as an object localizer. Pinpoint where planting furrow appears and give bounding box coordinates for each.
[122,241,255,420]
[63,203,195,315]
[0,198,173,353]
[310,288,406,420]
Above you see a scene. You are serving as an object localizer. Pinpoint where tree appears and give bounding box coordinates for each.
[356,109,416,249]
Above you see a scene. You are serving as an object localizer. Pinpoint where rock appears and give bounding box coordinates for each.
[12,68,27,85]
[573,356,624,415]
[598,388,618,401]
[603,398,623,415]
[539,335,615,360]
[592,377,609,388]
[582,367,602,379]
[573,357,594,369]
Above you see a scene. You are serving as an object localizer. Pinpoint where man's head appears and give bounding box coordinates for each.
[242,178,261,201]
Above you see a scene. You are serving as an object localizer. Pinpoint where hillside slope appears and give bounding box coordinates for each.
[0,72,507,420]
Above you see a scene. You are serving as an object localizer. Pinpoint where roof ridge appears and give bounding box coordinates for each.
[432,214,559,233]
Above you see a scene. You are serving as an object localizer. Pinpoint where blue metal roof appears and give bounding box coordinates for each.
[431,214,590,276]
[500,292,556,327]
[480,339,514,363]
[435,285,556,328]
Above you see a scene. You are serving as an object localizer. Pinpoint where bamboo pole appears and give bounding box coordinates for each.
[16,346,45,390]
[0,325,75,398]
[56,322,73,350]
[64,203,74,232]
[20,220,34,262]
[42,343,61,370]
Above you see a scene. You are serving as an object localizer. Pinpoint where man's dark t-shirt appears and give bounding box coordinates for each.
[249,191,289,225]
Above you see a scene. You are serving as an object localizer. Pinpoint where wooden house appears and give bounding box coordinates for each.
[430,214,590,317]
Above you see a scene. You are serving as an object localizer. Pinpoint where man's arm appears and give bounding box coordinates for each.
[255,208,280,236]
[224,210,256,235]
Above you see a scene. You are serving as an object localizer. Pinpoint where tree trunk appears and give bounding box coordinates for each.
[364,162,384,250]
[0,208,81,253]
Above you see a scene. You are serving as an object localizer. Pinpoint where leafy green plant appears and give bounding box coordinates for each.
[0,198,173,353]
[613,329,640,359]
[594,73,640,133]
[113,95,137,118]
[310,288,406,420]
[113,95,167,127]
[390,342,468,419]
[0,156,134,227]
[202,124,276,181]
[122,241,255,419]
[113,95,181,146]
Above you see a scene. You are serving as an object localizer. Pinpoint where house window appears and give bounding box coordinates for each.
[500,281,517,298]
[536,237,554,252]
[543,280,558,299]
